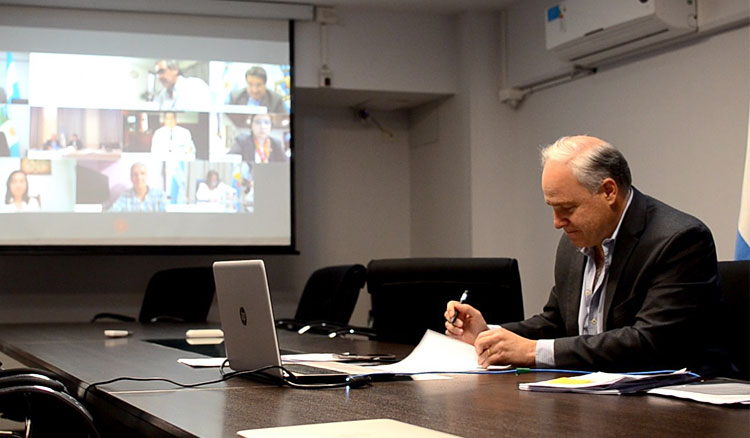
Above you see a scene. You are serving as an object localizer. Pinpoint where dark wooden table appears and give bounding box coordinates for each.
[0,323,747,437]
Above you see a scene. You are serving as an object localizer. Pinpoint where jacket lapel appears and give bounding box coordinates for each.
[561,237,585,335]
[603,187,647,328]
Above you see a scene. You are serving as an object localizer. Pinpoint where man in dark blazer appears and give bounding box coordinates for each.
[445,135,720,372]
[227,66,287,114]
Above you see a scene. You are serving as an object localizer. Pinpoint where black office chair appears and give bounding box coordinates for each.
[0,368,101,437]
[717,260,749,380]
[276,264,367,334]
[92,266,215,323]
[367,257,524,344]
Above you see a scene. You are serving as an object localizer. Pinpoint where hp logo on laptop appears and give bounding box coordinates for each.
[239,306,247,326]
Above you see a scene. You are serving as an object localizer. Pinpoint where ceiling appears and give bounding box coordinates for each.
[239,0,519,15]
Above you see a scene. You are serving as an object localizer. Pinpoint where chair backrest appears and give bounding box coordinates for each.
[717,260,749,379]
[367,257,524,344]
[138,266,216,323]
[293,264,367,325]
[0,367,100,437]
[0,385,101,437]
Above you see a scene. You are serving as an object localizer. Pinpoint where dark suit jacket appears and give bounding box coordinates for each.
[503,188,720,372]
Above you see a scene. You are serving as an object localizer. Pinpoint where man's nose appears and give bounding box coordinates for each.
[553,213,566,229]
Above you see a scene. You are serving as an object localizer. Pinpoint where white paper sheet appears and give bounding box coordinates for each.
[648,382,750,405]
[372,330,509,374]
[178,353,340,368]
[178,357,226,367]
[238,419,462,438]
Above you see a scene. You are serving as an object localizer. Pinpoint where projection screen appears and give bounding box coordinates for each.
[0,6,298,253]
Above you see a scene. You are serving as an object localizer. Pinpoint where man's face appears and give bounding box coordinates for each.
[207,173,218,189]
[541,160,616,248]
[163,113,177,128]
[246,75,266,101]
[156,61,178,89]
[131,164,149,193]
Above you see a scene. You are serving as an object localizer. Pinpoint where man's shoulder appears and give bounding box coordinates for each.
[229,88,248,104]
[148,187,165,196]
[264,90,286,112]
[181,75,208,89]
[626,189,716,254]
[637,190,709,234]
[110,189,136,211]
[154,88,169,101]
[117,188,137,199]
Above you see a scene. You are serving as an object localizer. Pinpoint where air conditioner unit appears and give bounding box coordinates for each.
[545,0,698,67]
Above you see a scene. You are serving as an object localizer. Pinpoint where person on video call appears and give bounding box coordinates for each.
[43,134,62,151]
[109,163,166,212]
[227,66,287,114]
[3,170,40,212]
[68,133,83,149]
[445,135,721,373]
[153,59,210,111]
[229,113,287,164]
[150,112,195,160]
[196,169,235,210]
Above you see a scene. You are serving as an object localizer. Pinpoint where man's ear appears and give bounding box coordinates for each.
[601,178,618,204]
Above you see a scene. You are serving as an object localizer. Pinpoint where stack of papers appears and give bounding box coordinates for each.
[519,369,696,394]
[648,381,750,405]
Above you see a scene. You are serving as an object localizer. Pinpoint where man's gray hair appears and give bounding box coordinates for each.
[158,60,181,73]
[541,136,632,193]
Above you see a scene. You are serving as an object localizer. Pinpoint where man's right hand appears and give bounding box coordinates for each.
[444,301,488,345]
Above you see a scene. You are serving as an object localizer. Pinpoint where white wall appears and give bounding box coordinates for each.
[274,104,412,324]
[294,7,457,94]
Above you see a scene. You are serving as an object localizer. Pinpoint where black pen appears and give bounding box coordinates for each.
[449,290,469,324]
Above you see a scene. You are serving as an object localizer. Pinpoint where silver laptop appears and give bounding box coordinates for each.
[213,259,379,384]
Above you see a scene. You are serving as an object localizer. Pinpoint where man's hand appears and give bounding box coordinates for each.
[444,301,488,345]
[474,327,537,368]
